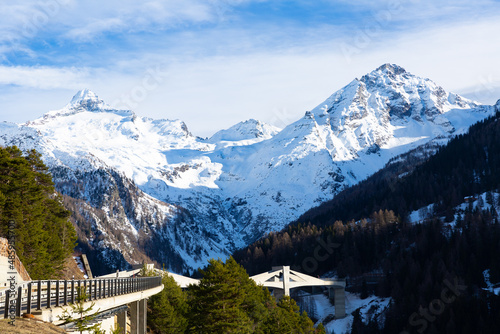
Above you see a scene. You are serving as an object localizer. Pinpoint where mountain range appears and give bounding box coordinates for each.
[1,63,497,274]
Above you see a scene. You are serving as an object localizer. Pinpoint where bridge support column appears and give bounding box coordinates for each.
[130,299,147,334]
[273,288,285,300]
[117,309,127,334]
[334,287,346,319]
[139,298,147,334]
[282,266,290,296]
[129,300,139,334]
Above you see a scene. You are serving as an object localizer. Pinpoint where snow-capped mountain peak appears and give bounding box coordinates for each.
[32,89,132,123]
[305,64,482,158]
[63,88,115,113]
[2,64,497,274]
[371,63,407,77]
[69,89,102,107]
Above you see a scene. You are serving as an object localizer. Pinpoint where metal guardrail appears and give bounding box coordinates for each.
[1,276,162,319]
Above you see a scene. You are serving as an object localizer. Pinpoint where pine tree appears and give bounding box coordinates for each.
[315,323,326,334]
[486,191,494,206]
[0,146,77,279]
[350,309,363,334]
[187,257,254,333]
[259,296,316,334]
[360,278,369,299]
[58,286,105,334]
[186,257,316,333]
[148,272,188,333]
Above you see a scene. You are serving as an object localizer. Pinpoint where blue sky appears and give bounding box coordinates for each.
[1,0,500,136]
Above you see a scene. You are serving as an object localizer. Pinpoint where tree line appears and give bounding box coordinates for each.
[298,111,500,227]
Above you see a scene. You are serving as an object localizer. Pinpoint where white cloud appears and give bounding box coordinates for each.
[355,16,500,97]
[63,18,126,41]
[115,15,500,136]
[0,0,246,53]
[1,1,500,136]
[2,13,500,135]
[60,1,217,40]
[0,65,92,89]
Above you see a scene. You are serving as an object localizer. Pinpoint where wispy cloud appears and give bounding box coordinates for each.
[63,18,126,42]
[1,0,500,135]
[60,1,217,41]
[0,65,92,89]
[0,0,265,42]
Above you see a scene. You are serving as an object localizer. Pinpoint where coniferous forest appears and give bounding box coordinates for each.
[234,112,500,333]
[0,146,77,279]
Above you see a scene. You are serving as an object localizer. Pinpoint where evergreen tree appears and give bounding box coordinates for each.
[259,296,316,334]
[0,146,77,279]
[486,191,494,206]
[148,272,188,333]
[350,309,364,334]
[58,286,105,334]
[187,257,255,333]
[360,278,369,299]
[315,323,326,334]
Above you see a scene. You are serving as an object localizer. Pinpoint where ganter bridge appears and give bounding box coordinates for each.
[250,266,346,319]
[161,265,347,319]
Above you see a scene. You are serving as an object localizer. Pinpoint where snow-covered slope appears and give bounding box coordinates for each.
[296,291,390,334]
[208,64,494,234]
[0,64,496,273]
[208,119,281,146]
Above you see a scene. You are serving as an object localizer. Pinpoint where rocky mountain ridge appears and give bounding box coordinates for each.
[0,64,495,274]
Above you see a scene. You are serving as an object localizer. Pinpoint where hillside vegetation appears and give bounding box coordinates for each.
[0,146,77,279]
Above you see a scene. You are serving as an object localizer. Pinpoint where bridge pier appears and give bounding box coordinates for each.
[117,309,127,334]
[328,287,346,319]
[129,298,147,334]
[139,299,147,334]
